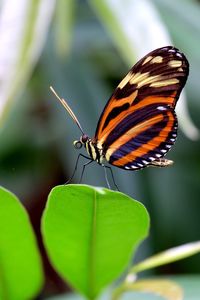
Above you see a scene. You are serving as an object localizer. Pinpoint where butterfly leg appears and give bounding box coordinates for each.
[103,166,111,189]
[66,153,92,184]
[79,159,94,183]
[103,165,119,191]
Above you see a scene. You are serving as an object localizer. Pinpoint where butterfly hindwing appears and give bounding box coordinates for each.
[105,104,177,169]
[94,46,189,170]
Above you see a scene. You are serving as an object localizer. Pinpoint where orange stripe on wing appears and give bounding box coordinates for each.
[105,114,164,159]
[97,92,176,145]
[111,111,174,167]
[97,90,138,137]
[134,92,176,109]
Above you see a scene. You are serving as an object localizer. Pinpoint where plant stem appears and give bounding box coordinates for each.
[111,283,128,300]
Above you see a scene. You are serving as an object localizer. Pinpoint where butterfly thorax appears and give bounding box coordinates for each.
[73,134,104,165]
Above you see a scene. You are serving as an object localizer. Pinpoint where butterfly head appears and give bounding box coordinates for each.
[73,134,89,149]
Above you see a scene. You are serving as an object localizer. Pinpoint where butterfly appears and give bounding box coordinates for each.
[51,46,189,185]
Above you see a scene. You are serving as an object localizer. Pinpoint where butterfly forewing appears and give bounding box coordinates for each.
[94,46,189,170]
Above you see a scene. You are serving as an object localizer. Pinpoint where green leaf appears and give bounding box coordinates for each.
[0,186,44,300]
[42,184,149,299]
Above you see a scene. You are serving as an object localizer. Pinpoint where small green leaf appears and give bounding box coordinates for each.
[42,184,149,299]
[0,186,44,300]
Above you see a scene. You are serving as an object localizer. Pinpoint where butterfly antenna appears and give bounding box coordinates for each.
[50,86,84,135]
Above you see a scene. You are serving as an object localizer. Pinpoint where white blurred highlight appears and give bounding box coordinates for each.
[0,0,56,123]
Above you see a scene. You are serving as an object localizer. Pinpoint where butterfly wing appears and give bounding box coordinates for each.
[94,46,189,170]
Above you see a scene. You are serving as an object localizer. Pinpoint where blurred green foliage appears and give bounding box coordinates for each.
[0,0,200,297]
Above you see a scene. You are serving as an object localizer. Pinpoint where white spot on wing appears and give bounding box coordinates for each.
[155,154,162,158]
[157,106,167,111]
[168,49,176,53]
[125,166,130,169]
[161,149,167,153]
[176,52,182,58]
[131,165,138,169]
[149,157,156,161]
[137,163,143,167]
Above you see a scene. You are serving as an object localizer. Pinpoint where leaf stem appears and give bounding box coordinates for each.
[112,283,129,300]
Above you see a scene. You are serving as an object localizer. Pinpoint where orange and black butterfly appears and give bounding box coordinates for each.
[51,46,189,183]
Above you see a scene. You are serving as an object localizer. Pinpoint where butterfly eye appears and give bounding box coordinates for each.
[81,134,89,143]
[73,140,82,149]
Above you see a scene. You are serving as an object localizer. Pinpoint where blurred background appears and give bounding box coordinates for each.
[0,0,199,298]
